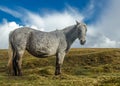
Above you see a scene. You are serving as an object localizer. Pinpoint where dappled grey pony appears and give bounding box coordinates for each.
[8,21,87,76]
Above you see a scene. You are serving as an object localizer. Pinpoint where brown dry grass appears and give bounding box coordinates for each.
[0,48,120,86]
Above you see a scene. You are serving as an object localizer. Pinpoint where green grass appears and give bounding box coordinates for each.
[0,48,120,86]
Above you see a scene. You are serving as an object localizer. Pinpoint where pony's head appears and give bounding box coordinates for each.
[76,21,87,45]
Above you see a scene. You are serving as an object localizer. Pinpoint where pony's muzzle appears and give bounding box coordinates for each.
[80,40,86,45]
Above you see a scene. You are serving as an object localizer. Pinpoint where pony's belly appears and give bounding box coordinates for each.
[29,52,53,58]
[26,32,59,57]
[27,47,57,58]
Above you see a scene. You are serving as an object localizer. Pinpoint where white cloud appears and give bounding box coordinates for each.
[0,19,22,49]
[23,12,45,31]
[87,0,120,48]
[83,0,95,18]
[97,0,120,41]
[0,6,21,18]
[22,7,83,31]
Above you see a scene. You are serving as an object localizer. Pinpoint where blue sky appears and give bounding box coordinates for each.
[0,0,108,24]
[0,0,120,48]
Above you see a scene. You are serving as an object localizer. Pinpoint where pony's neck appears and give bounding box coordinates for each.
[62,25,78,51]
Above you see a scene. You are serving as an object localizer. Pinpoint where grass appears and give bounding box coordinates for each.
[0,48,120,86]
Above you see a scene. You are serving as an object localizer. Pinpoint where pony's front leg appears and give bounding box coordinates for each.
[55,52,65,75]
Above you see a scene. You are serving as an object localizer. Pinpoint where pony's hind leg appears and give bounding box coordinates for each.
[17,50,24,76]
[12,54,18,76]
[12,48,25,76]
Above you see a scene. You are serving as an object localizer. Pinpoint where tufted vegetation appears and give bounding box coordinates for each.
[0,48,120,86]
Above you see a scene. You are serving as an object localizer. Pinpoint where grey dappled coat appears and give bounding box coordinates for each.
[8,22,87,76]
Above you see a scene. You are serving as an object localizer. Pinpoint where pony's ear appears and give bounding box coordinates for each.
[76,20,80,25]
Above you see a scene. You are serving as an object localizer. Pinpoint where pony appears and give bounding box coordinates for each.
[8,21,87,76]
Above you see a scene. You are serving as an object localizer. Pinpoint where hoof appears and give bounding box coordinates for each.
[18,73,22,76]
[55,72,61,75]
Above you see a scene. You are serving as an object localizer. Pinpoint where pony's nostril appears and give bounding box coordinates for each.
[80,40,82,43]
[84,40,86,43]
[80,40,86,45]
[81,40,83,43]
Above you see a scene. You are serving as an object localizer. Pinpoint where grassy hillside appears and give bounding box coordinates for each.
[0,48,120,86]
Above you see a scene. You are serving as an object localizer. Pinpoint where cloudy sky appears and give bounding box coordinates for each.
[0,0,120,49]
